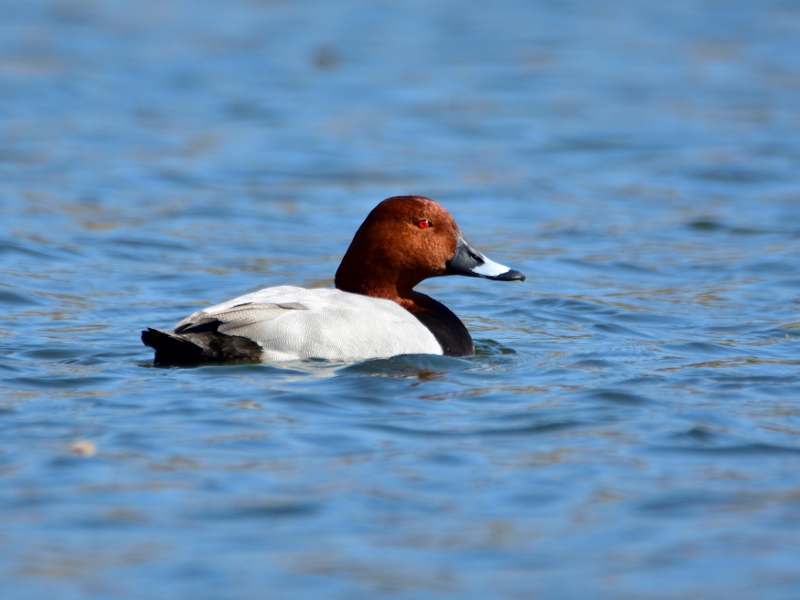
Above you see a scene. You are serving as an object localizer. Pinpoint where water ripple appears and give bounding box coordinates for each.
[2,0,800,597]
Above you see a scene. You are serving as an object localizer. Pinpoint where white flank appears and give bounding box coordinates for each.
[180,286,443,361]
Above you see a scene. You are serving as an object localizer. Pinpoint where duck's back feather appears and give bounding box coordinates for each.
[143,286,443,364]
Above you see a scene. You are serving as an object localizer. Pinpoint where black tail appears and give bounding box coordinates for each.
[142,328,208,365]
[141,326,263,365]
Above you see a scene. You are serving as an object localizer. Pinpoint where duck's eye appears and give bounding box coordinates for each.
[417,219,432,229]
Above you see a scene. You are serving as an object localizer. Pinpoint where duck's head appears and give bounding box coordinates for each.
[335,196,524,299]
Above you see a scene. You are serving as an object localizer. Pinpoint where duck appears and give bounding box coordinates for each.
[142,195,524,364]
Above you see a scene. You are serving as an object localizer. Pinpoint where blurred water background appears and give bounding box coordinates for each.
[2,0,800,598]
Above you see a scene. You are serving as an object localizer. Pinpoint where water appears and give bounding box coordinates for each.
[2,0,800,597]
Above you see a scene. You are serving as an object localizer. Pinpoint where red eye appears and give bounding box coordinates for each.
[417,219,432,229]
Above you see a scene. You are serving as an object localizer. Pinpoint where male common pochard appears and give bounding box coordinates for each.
[142,196,524,364]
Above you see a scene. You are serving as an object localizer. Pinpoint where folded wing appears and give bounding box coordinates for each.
[142,287,442,364]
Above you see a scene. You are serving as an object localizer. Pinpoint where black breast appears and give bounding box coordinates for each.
[411,297,474,357]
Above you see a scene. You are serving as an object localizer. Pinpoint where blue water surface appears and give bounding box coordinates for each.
[2,0,800,598]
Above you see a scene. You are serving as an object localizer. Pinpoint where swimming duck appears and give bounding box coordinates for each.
[142,196,524,364]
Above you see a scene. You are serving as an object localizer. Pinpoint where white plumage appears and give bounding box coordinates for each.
[175,286,442,362]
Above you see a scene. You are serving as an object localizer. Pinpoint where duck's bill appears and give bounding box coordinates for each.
[444,231,525,282]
